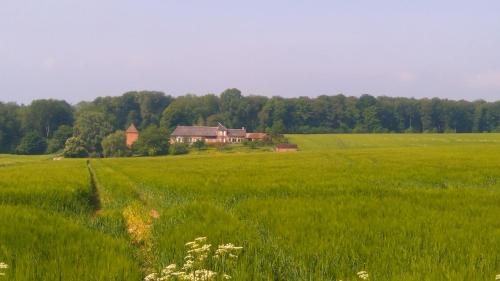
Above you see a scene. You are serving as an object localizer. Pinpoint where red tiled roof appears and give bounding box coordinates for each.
[246,133,267,139]
[126,123,139,133]
[276,144,298,149]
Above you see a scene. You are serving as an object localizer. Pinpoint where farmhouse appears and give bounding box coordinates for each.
[170,123,247,144]
[126,122,267,146]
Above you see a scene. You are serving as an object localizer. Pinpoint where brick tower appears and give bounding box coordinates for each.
[125,123,139,148]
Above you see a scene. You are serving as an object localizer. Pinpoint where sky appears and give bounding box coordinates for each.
[1,0,499,104]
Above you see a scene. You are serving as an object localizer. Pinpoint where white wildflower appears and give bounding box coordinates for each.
[145,237,242,281]
[0,262,7,277]
[182,259,194,270]
[194,269,216,280]
[170,271,186,276]
[165,264,176,270]
[161,263,177,275]
[144,272,158,281]
[496,274,500,280]
[188,244,211,254]
[214,243,243,261]
[357,270,369,280]
[194,237,207,243]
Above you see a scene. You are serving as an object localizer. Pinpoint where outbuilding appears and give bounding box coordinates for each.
[125,124,139,148]
[275,144,298,152]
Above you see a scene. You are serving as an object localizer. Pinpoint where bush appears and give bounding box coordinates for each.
[243,140,265,149]
[192,140,206,150]
[102,131,130,157]
[16,132,47,155]
[63,137,88,158]
[132,125,169,156]
[214,142,232,152]
[169,143,189,155]
[47,125,74,153]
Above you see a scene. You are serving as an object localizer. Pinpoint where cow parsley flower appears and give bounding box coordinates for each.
[0,262,7,277]
[144,237,242,281]
[143,272,157,281]
[194,237,207,243]
[357,270,369,280]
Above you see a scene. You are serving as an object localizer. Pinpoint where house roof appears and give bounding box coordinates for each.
[217,122,227,131]
[246,133,267,139]
[126,123,139,133]
[276,144,298,149]
[171,126,218,137]
[170,124,247,137]
[228,128,246,137]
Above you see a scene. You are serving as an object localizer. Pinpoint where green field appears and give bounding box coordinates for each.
[1,134,499,280]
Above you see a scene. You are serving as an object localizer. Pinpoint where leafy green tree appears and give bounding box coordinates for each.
[47,125,74,153]
[102,131,130,157]
[0,102,22,153]
[15,132,47,155]
[136,91,172,128]
[270,120,285,136]
[363,106,383,132]
[22,99,73,138]
[133,125,169,156]
[160,95,202,131]
[74,111,113,155]
[219,88,248,128]
[63,137,88,158]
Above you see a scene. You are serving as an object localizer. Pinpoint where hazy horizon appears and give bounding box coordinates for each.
[1,1,499,104]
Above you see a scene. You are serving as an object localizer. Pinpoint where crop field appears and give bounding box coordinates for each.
[1,134,500,280]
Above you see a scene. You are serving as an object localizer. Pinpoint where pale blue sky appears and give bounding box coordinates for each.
[1,0,499,104]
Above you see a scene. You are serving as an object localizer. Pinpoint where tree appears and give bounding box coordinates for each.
[47,125,73,153]
[63,137,88,158]
[22,99,73,138]
[74,111,113,155]
[363,106,383,132]
[102,131,129,157]
[219,88,248,128]
[132,125,169,156]
[15,132,47,155]
[0,102,22,153]
[136,91,173,128]
[160,95,202,131]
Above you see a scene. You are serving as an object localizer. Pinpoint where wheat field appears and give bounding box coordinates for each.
[1,134,499,280]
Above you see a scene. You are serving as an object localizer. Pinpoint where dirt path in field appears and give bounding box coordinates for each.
[86,160,102,214]
[90,160,159,273]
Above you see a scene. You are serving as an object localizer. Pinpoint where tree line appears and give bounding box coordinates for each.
[1,88,500,155]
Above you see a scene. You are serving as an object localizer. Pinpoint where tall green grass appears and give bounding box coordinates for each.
[1,134,500,280]
[90,134,500,280]
[0,158,142,281]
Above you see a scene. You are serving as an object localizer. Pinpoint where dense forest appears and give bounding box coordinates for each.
[1,88,500,155]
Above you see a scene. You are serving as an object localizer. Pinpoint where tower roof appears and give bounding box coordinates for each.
[126,123,139,133]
